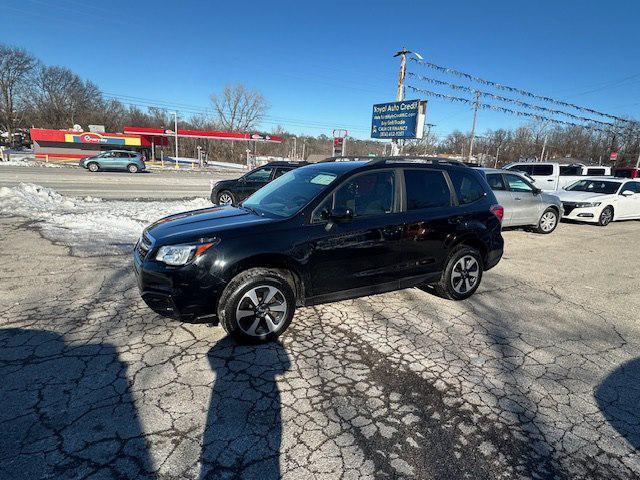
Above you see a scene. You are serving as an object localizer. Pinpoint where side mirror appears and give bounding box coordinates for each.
[324,207,353,222]
[621,190,635,197]
[533,188,542,195]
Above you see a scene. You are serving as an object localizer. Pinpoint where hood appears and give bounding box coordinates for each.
[213,178,239,188]
[146,205,275,244]
[554,190,611,202]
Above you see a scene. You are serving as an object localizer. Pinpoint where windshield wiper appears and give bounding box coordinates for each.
[241,204,261,216]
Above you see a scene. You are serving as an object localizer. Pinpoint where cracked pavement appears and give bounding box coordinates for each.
[0,216,639,479]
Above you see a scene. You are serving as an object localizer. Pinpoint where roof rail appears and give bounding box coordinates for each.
[319,156,468,167]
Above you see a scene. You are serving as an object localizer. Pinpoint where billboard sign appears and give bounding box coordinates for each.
[371,99,427,139]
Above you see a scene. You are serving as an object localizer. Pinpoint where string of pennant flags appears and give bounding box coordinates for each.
[407,72,616,129]
[406,85,614,133]
[408,57,634,125]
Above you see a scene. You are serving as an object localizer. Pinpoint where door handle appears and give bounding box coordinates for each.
[514,197,522,201]
[547,179,554,182]
[448,216,464,224]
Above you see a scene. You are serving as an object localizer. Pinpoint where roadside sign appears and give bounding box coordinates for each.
[610,152,618,160]
[371,99,427,139]
[332,129,348,157]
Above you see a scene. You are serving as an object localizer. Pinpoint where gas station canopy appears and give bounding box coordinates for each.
[123,126,283,143]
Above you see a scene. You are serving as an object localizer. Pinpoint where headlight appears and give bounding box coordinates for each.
[155,242,216,266]
[156,245,196,266]
[575,202,601,208]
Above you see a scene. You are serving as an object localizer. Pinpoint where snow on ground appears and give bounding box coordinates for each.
[0,183,210,255]
[0,154,63,168]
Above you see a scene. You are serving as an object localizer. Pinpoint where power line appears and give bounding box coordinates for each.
[101,93,371,134]
[408,72,615,128]
[406,85,614,133]
[409,57,636,124]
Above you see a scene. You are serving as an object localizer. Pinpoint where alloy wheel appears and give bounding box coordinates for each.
[218,193,233,205]
[88,163,99,172]
[235,285,288,337]
[540,211,557,232]
[451,255,479,295]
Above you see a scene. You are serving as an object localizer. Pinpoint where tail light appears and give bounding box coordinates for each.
[490,204,504,222]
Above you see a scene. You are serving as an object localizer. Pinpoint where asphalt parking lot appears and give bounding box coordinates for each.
[0,165,238,199]
[1,216,639,479]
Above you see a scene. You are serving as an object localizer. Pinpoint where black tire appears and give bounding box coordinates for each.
[434,246,484,300]
[598,206,614,226]
[127,163,139,174]
[87,162,100,172]
[217,268,296,343]
[217,190,235,206]
[534,208,559,234]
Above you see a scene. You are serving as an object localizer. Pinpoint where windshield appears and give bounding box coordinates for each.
[242,168,338,217]
[565,179,620,195]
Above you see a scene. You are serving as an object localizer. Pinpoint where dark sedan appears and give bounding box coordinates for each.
[210,161,308,205]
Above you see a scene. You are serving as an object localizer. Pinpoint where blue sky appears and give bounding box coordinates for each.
[3,0,640,139]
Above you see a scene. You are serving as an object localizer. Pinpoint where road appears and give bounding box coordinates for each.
[0,165,239,199]
[1,213,639,479]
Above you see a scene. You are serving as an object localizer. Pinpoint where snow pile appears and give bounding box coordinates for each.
[0,183,210,255]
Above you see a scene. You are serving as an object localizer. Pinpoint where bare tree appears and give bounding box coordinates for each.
[28,66,102,129]
[0,44,37,144]
[211,84,268,132]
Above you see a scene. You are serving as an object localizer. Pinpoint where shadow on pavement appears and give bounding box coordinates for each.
[595,357,640,450]
[0,328,153,479]
[200,336,291,479]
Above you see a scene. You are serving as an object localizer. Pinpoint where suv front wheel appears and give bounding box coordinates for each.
[218,268,296,343]
[434,246,484,300]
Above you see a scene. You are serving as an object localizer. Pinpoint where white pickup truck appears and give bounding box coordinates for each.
[503,162,612,191]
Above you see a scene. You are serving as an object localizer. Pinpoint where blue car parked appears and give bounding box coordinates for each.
[80,150,146,173]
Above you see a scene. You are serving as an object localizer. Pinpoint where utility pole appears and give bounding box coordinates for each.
[302,139,306,160]
[392,47,410,156]
[293,137,297,159]
[171,112,179,169]
[494,144,501,168]
[423,123,436,155]
[540,135,548,162]
[468,92,480,161]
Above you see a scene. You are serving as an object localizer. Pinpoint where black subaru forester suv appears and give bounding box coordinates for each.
[134,157,504,343]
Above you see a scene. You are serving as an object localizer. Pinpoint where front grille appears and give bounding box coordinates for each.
[136,231,153,259]
[562,202,576,216]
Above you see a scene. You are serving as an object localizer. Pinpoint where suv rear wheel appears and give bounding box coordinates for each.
[217,268,296,343]
[127,163,139,173]
[434,246,483,300]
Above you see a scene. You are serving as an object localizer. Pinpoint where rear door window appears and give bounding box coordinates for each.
[403,170,451,210]
[448,170,486,205]
[531,164,554,176]
[486,173,507,191]
[560,165,582,176]
[586,168,606,175]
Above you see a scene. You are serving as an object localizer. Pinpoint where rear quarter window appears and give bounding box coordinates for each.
[448,170,487,205]
[531,164,554,176]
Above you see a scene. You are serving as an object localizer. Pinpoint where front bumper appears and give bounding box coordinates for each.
[133,241,225,320]
[561,203,600,223]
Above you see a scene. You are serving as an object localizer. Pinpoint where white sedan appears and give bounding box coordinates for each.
[556,177,640,226]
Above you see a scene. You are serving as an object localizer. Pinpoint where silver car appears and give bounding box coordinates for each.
[479,168,563,234]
